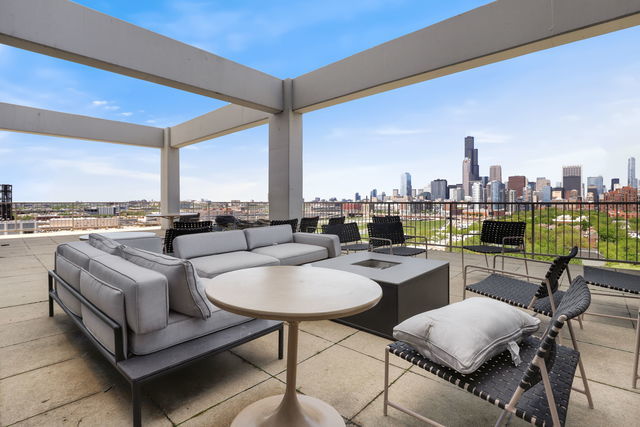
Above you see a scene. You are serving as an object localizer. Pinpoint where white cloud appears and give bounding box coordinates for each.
[92,100,108,106]
[120,112,133,117]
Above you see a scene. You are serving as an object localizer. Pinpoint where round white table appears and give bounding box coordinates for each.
[205,266,382,427]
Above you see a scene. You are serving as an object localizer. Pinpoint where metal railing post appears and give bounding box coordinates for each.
[530,202,535,260]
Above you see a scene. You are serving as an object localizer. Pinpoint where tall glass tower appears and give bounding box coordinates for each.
[628,157,637,188]
[400,172,412,197]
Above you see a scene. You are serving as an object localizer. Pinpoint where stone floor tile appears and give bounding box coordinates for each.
[0,314,75,348]
[565,378,640,426]
[576,341,640,393]
[0,302,48,325]
[146,351,270,425]
[299,319,358,343]
[338,331,412,370]
[0,280,49,308]
[276,344,404,420]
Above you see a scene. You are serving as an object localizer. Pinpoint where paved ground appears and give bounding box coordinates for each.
[1,232,638,426]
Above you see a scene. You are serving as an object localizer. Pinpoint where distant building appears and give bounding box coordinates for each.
[471,181,484,203]
[536,177,551,191]
[430,179,448,200]
[489,165,502,182]
[587,176,604,200]
[562,165,582,198]
[552,187,564,200]
[392,189,399,198]
[628,157,637,188]
[507,175,527,198]
[354,192,361,201]
[0,184,12,220]
[464,136,480,180]
[604,186,638,203]
[400,172,412,197]
[611,178,620,191]
[489,180,505,209]
[462,158,472,198]
[370,189,377,199]
[541,185,552,202]
[450,187,464,201]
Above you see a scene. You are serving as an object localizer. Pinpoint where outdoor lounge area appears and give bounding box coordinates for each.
[1,230,639,426]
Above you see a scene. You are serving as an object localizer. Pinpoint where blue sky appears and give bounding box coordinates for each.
[1,0,639,201]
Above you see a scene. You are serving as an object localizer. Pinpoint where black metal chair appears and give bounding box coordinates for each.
[384,275,593,426]
[582,266,640,388]
[163,226,213,254]
[367,221,427,258]
[464,247,578,318]
[173,220,213,229]
[299,216,319,233]
[327,216,345,225]
[178,212,200,222]
[372,215,401,223]
[461,220,527,272]
[270,218,298,233]
[323,222,369,253]
[215,215,237,229]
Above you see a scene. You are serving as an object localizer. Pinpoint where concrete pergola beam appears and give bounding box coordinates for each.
[170,104,270,148]
[0,0,284,113]
[0,102,163,148]
[292,0,640,112]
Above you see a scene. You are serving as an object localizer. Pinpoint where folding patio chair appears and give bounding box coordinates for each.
[461,220,527,274]
[367,221,427,258]
[323,222,369,253]
[384,276,594,426]
[299,216,319,233]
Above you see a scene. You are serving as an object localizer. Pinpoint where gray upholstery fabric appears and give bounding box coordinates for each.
[244,225,293,249]
[88,254,168,334]
[173,230,248,259]
[251,243,328,266]
[116,236,162,253]
[56,241,107,270]
[129,304,252,355]
[88,233,121,255]
[293,233,341,258]
[55,254,83,316]
[190,251,279,278]
[80,270,128,357]
[119,246,211,319]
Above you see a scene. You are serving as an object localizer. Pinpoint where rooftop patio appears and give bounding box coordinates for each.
[1,231,638,426]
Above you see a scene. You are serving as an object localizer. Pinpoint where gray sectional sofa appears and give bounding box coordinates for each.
[49,225,340,426]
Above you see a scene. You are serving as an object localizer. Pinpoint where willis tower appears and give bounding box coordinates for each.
[464,136,480,181]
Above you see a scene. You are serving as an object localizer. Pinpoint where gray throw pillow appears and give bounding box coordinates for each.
[88,233,121,255]
[119,246,211,319]
[393,297,540,374]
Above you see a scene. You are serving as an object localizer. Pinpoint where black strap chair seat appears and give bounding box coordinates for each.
[342,242,369,252]
[466,274,565,317]
[462,244,523,254]
[583,266,640,294]
[373,246,425,257]
[388,338,579,427]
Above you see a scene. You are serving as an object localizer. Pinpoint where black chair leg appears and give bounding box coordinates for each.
[48,274,54,317]
[131,381,142,427]
[278,325,284,360]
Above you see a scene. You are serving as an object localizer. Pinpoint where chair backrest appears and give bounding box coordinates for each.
[367,222,405,246]
[327,216,345,225]
[342,222,362,243]
[164,226,213,253]
[299,216,319,232]
[519,276,591,392]
[535,246,579,299]
[372,215,401,223]
[173,220,213,229]
[479,220,526,245]
[322,223,347,243]
[270,218,298,233]
[215,215,237,227]
[178,212,200,222]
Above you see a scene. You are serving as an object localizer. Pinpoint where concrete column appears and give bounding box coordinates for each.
[269,78,303,220]
[160,127,180,229]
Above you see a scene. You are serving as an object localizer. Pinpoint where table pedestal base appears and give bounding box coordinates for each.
[231,394,344,427]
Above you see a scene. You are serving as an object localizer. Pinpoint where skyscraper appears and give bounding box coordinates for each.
[464,136,480,180]
[471,181,484,202]
[489,165,502,182]
[489,180,505,210]
[400,172,412,197]
[507,175,527,198]
[562,165,582,199]
[430,179,448,200]
[611,178,620,191]
[462,158,472,198]
[535,177,551,191]
[370,189,377,199]
[587,176,604,199]
[628,157,637,188]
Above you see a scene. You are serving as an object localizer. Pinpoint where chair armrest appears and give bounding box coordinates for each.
[369,236,392,249]
[404,234,428,247]
[293,233,340,258]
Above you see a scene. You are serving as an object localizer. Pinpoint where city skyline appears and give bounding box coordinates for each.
[1,1,639,202]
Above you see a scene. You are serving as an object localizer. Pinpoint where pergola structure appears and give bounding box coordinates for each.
[1,0,639,224]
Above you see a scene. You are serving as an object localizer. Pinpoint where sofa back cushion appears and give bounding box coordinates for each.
[80,270,128,357]
[54,253,84,316]
[56,241,107,270]
[88,233,121,255]
[244,225,293,249]
[119,246,212,319]
[88,254,168,334]
[173,230,247,259]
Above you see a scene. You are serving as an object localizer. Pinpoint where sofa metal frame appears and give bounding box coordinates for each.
[48,270,284,427]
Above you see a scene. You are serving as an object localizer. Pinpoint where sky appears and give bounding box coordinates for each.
[1,0,639,202]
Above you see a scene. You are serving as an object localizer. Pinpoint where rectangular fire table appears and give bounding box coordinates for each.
[311,252,449,338]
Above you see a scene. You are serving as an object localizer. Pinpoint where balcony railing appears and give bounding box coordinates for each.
[2,201,638,264]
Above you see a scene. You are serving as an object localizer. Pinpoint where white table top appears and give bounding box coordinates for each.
[146,212,194,218]
[204,266,382,322]
[79,231,158,240]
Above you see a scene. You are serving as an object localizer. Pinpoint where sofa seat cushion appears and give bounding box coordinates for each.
[244,225,293,250]
[120,246,211,319]
[251,243,328,266]
[190,251,280,278]
[128,306,252,355]
[173,230,248,259]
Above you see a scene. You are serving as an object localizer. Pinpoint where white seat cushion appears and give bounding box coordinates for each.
[251,243,328,265]
[243,225,293,249]
[393,297,540,374]
[190,251,280,278]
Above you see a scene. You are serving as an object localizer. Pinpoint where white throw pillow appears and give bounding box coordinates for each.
[393,298,540,374]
